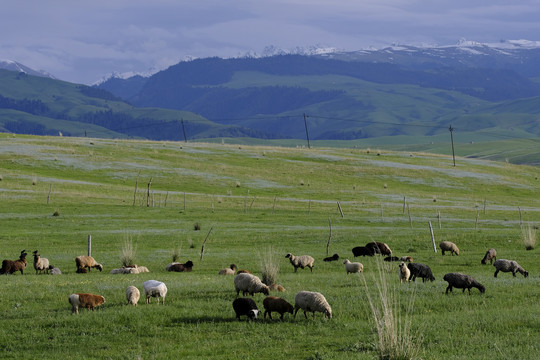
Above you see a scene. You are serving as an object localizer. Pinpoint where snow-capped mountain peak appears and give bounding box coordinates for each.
[0,59,55,79]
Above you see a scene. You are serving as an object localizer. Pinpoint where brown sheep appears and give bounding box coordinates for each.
[365,241,392,256]
[75,255,103,272]
[68,293,106,314]
[0,250,28,275]
[219,264,237,275]
[236,269,252,274]
[268,283,286,292]
[263,296,294,320]
[166,260,193,272]
[481,248,497,265]
[439,241,460,256]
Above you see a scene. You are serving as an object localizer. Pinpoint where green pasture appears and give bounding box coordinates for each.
[0,133,538,359]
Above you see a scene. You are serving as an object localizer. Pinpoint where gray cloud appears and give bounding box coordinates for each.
[1,0,539,84]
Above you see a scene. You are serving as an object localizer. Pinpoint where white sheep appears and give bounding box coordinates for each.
[234,273,270,296]
[294,291,332,319]
[398,262,410,283]
[439,241,460,256]
[32,250,50,274]
[285,253,315,272]
[110,266,144,274]
[343,259,363,274]
[493,259,529,278]
[143,280,168,304]
[126,285,140,306]
[75,255,103,272]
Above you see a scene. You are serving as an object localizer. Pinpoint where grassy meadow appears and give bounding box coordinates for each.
[0,132,539,360]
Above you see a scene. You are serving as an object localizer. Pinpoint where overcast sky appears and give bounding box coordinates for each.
[2,0,539,84]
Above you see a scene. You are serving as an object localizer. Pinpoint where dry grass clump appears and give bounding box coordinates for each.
[171,243,182,262]
[521,223,537,250]
[258,247,280,286]
[121,235,137,267]
[362,257,422,360]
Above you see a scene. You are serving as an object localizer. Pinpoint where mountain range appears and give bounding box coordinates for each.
[1,40,539,163]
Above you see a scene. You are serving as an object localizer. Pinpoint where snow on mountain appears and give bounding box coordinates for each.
[0,59,55,79]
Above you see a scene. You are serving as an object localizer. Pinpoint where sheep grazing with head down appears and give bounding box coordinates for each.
[166,260,193,272]
[365,241,392,256]
[481,248,497,265]
[75,255,103,273]
[126,285,140,306]
[439,241,460,256]
[234,273,270,296]
[143,280,168,304]
[232,297,259,321]
[407,262,435,282]
[323,253,339,262]
[294,291,332,319]
[268,283,286,292]
[32,250,50,274]
[263,296,294,320]
[285,253,314,273]
[219,264,237,275]
[443,273,485,294]
[398,262,410,283]
[343,259,363,274]
[68,293,105,314]
[352,246,373,257]
[0,250,28,275]
[493,259,529,278]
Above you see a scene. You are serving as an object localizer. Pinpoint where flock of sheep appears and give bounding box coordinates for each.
[0,239,530,320]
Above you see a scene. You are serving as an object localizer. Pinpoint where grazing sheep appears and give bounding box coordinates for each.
[352,246,373,257]
[166,260,193,272]
[232,297,259,321]
[263,296,294,320]
[343,259,363,274]
[126,286,140,306]
[365,241,392,256]
[439,241,460,256]
[0,250,28,275]
[481,248,497,265]
[76,267,88,274]
[323,253,340,262]
[400,256,414,262]
[285,253,314,272]
[48,265,62,275]
[268,283,286,292]
[294,291,332,319]
[399,262,410,283]
[143,280,168,304]
[407,262,435,282]
[32,250,50,274]
[443,273,485,295]
[384,256,400,262]
[234,273,270,296]
[493,259,529,278]
[219,264,237,275]
[75,255,103,272]
[68,293,106,314]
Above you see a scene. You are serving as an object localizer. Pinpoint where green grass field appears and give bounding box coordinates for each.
[0,133,538,359]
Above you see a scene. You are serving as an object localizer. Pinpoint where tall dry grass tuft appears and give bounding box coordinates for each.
[258,247,280,286]
[362,257,422,360]
[521,223,537,250]
[121,234,137,267]
[171,243,182,262]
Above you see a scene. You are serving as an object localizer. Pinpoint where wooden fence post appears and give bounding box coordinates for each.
[88,235,92,257]
[429,222,437,253]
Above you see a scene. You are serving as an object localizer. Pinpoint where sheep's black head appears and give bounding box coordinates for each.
[247,309,259,320]
[184,260,194,268]
[523,271,529,278]
[285,253,292,259]
[96,264,103,272]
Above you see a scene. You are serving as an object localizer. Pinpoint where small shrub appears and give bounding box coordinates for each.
[258,247,280,286]
[52,209,60,217]
[188,237,194,249]
[235,181,241,188]
[194,222,201,231]
[521,223,537,250]
[121,235,137,267]
[32,176,37,185]
[171,244,182,262]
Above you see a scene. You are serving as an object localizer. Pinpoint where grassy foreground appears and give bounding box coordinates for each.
[0,133,538,360]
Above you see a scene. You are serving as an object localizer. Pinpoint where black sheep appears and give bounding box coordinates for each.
[232,297,259,321]
[407,262,435,282]
[168,260,194,272]
[365,241,392,256]
[323,253,339,262]
[352,246,373,257]
[443,273,485,294]
[383,256,400,262]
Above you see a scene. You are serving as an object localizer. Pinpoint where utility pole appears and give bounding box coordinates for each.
[449,124,456,167]
[303,113,311,149]
[181,118,187,143]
